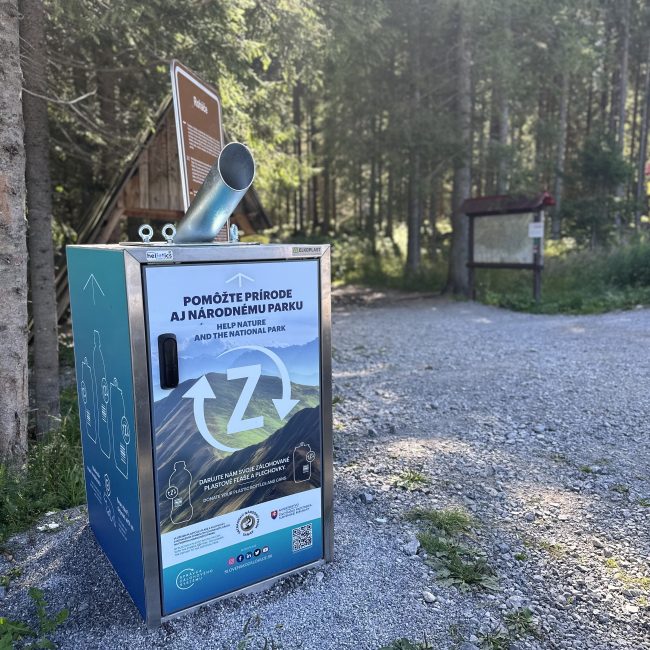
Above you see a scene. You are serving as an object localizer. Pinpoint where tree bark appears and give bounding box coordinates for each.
[385,162,394,239]
[322,155,330,235]
[292,82,304,233]
[20,0,60,435]
[496,10,511,195]
[446,2,472,296]
[406,0,422,274]
[614,0,630,231]
[0,0,29,462]
[309,111,319,233]
[552,71,570,239]
[368,118,377,254]
[636,45,650,229]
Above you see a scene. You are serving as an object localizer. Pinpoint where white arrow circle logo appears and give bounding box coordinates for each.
[182,345,299,452]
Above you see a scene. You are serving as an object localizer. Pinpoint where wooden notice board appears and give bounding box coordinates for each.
[170,60,224,211]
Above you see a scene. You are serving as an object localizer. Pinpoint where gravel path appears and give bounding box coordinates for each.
[2,297,649,649]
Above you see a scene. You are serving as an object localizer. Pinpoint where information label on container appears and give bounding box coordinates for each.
[144,260,323,615]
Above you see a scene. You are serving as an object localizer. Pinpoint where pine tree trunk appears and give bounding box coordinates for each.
[20,0,60,435]
[636,45,650,229]
[0,0,29,462]
[406,0,422,274]
[385,163,394,239]
[96,49,117,185]
[310,111,319,233]
[552,71,570,239]
[614,0,630,231]
[446,2,472,295]
[497,89,509,194]
[368,118,377,254]
[322,156,330,235]
[293,83,304,233]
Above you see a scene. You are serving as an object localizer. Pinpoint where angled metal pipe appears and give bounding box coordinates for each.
[175,142,255,243]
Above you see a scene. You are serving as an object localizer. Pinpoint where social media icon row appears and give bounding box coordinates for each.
[229,546,270,565]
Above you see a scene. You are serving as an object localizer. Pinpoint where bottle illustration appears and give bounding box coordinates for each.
[166,461,193,525]
[92,330,112,458]
[110,378,130,479]
[293,442,315,483]
[81,357,97,442]
[103,474,116,527]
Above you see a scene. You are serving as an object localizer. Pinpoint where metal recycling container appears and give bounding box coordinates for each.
[67,242,333,626]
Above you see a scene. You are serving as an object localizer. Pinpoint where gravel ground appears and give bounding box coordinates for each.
[2,296,649,649]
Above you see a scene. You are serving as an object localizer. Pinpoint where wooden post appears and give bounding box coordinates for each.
[532,210,543,303]
[467,214,476,299]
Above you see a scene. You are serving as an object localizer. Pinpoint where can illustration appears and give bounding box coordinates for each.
[293,442,314,483]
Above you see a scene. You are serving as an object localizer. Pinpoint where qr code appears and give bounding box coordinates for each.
[291,523,313,552]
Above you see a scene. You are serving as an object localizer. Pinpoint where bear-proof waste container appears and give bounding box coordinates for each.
[67,242,333,626]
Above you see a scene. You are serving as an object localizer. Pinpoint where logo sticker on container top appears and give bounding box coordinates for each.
[291,246,321,256]
[146,250,174,262]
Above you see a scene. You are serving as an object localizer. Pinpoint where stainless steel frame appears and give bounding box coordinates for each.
[98,243,332,627]
[124,253,163,627]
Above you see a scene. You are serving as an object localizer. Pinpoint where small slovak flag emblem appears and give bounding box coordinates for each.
[271,510,278,520]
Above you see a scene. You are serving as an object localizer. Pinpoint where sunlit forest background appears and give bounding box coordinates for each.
[39,0,650,308]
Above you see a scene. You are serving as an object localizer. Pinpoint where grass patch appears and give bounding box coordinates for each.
[538,540,566,558]
[504,608,539,639]
[478,629,511,650]
[405,508,497,591]
[477,240,650,315]
[611,484,630,494]
[579,465,593,474]
[393,469,430,491]
[514,552,527,562]
[405,508,472,536]
[615,570,650,591]
[0,388,84,546]
[235,614,283,650]
[603,560,650,592]
[637,498,650,507]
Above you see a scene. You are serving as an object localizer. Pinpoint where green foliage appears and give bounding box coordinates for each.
[504,608,539,639]
[538,540,566,559]
[0,587,68,650]
[406,508,497,591]
[393,469,430,491]
[478,241,650,314]
[0,389,84,545]
[405,509,472,536]
[478,629,511,650]
[0,567,22,588]
[236,614,283,650]
[277,226,447,292]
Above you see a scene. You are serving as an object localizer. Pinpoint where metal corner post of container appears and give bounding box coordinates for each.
[67,242,333,627]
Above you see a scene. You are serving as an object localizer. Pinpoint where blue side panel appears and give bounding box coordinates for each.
[67,247,146,619]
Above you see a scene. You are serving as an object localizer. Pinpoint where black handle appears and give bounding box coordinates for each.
[158,334,179,389]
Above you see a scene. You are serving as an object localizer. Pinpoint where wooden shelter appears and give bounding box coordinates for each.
[88,97,271,244]
[55,97,271,321]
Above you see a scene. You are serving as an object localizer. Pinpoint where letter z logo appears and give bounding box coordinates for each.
[226,364,263,434]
